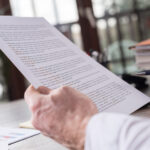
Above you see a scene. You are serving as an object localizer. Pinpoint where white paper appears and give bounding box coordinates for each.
[0,141,8,150]
[0,127,40,144]
[0,16,149,114]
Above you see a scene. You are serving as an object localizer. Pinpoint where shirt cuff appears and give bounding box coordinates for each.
[84,113,129,150]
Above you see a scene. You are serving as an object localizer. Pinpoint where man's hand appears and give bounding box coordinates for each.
[24,85,98,150]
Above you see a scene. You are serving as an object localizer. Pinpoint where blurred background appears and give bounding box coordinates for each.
[0,0,150,101]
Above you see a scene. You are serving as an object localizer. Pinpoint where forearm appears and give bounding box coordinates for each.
[85,113,150,150]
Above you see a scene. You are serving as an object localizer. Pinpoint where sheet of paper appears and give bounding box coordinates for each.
[0,141,8,150]
[0,127,40,144]
[0,16,149,114]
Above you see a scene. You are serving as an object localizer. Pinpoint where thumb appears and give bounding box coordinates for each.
[24,85,42,103]
[37,86,51,95]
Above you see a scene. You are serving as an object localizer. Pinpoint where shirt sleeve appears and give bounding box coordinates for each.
[85,113,150,150]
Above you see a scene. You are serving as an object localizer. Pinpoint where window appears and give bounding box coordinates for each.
[10,0,78,24]
[10,0,34,17]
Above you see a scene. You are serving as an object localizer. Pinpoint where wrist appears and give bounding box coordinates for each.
[75,116,93,150]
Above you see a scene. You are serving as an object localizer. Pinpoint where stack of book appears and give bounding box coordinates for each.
[130,39,150,70]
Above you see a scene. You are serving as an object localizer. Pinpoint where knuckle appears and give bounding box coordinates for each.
[49,94,54,100]
[59,86,70,92]
[49,94,57,104]
[30,100,41,112]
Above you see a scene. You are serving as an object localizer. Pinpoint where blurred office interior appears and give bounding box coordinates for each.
[0,0,150,101]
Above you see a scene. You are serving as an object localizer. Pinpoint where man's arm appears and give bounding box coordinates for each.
[25,85,150,150]
[24,85,98,150]
[85,113,150,150]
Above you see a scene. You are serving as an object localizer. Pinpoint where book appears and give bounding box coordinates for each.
[129,39,150,50]
[130,39,150,69]
[0,16,149,114]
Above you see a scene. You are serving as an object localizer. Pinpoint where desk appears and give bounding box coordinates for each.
[0,100,67,150]
[0,95,150,150]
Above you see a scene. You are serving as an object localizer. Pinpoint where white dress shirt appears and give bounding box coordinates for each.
[85,113,150,150]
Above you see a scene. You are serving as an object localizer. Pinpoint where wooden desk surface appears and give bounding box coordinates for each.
[0,93,150,150]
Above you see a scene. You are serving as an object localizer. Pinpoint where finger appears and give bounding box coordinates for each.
[24,85,42,103]
[37,86,51,95]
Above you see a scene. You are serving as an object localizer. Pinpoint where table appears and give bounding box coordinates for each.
[0,100,67,150]
[0,92,150,150]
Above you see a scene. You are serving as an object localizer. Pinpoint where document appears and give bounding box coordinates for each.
[0,16,149,114]
[0,127,40,144]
